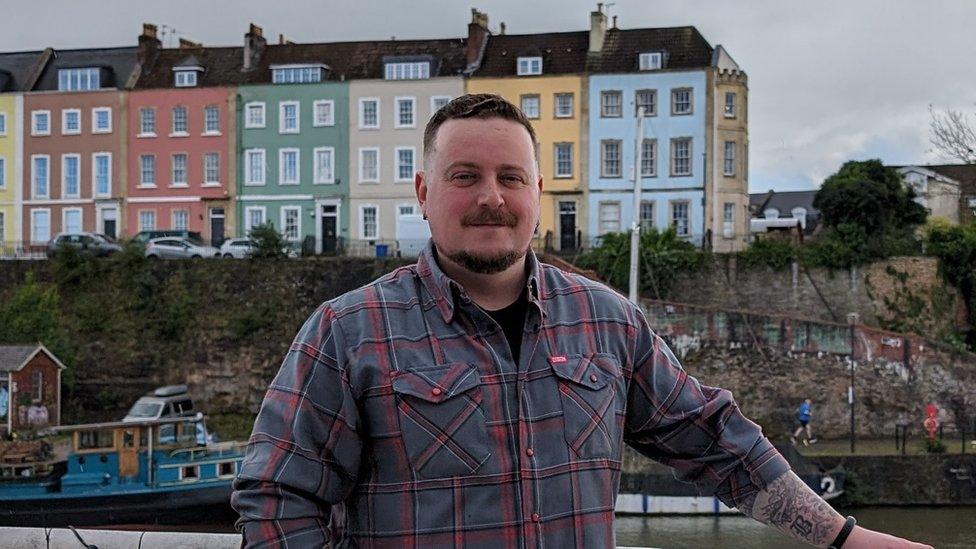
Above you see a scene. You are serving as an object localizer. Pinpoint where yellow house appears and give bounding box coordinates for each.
[0,93,18,252]
[468,33,588,251]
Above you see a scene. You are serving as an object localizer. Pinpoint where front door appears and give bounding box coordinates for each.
[559,201,577,251]
[210,208,226,247]
[118,427,140,478]
[101,208,118,239]
[321,205,338,254]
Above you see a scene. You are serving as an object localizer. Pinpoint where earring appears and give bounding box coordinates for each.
[423,213,428,220]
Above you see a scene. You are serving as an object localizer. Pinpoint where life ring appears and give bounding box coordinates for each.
[821,475,836,494]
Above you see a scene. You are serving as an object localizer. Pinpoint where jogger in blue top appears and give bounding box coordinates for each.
[792,398,817,445]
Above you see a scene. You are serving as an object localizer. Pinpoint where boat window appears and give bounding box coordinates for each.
[177,420,198,444]
[159,424,176,444]
[123,429,136,448]
[181,465,200,480]
[218,461,237,477]
[78,429,115,450]
[127,401,163,418]
[173,398,194,414]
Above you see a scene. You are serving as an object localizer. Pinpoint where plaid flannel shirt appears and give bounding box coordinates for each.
[232,242,789,548]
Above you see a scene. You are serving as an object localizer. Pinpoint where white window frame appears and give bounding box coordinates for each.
[554,93,573,118]
[245,149,266,186]
[0,156,6,189]
[516,56,542,76]
[139,154,156,187]
[600,140,622,178]
[313,146,335,184]
[31,110,51,136]
[640,139,657,178]
[358,147,380,183]
[724,92,737,118]
[601,91,623,118]
[394,96,416,129]
[671,88,693,116]
[203,153,220,186]
[723,202,735,238]
[30,208,51,243]
[61,153,81,199]
[671,201,690,236]
[280,205,302,242]
[724,140,736,176]
[636,89,657,117]
[245,102,266,129]
[244,206,267,235]
[278,148,300,185]
[359,204,379,240]
[394,146,416,183]
[639,200,656,232]
[384,61,431,80]
[271,65,323,84]
[171,153,189,187]
[138,107,156,137]
[57,67,100,91]
[174,70,198,88]
[31,154,50,198]
[312,99,335,127]
[171,106,189,136]
[138,210,156,232]
[358,98,380,130]
[62,207,83,235]
[279,101,300,134]
[598,201,621,235]
[397,203,417,217]
[92,152,112,198]
[203,105,220,135]
[520,95,540,119]
[430,96,452,117]
[0,112,7,136]
[172,209,189,231]
[671,137,693,177]
[639,52,663,71]
[61,108,81,135]
[92,107,112,134]
[554,142,573,178]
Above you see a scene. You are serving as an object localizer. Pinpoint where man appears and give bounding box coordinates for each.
[792,398,816,445]
[232,94,930,548]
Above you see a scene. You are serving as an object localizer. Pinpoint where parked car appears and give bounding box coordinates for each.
[132,230,204,246]
[46,232,122,258]
[144,237,219,259]
[219,238,256,258]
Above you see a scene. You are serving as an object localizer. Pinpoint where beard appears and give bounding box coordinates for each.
[446,246,528,274]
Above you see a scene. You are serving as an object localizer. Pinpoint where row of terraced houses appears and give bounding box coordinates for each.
[0,6,750,257]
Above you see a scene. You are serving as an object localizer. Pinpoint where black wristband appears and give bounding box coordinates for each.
[829,516,856,549]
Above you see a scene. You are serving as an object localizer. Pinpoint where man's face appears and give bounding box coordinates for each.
[416,117,543,274]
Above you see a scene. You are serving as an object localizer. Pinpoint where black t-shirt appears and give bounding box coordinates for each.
[484,292,529,362]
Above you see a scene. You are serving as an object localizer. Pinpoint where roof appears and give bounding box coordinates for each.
[32,46,139,91]
[0,344,66,373]
[0,50,45,92]
[474,26,715,78]
[919,164,976,195]
[134,46,244,89]
[750,190,820,215]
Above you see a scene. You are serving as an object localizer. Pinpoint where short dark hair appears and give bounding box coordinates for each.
[423,93,539,164]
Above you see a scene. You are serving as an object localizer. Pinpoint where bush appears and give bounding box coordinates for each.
[249,222,291,259]
[921,438,947,454]
[737,237,797,270]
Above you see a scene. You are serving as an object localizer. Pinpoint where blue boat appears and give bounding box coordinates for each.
[0,413,245,528]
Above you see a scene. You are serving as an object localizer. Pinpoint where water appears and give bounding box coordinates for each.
[614,507,976,549]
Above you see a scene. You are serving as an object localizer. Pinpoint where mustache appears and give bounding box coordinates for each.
[460,209,519,227]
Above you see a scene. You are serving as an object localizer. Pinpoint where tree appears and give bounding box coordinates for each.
[929,106,976,164]
[248,222,291,259]
[813,159,927,238]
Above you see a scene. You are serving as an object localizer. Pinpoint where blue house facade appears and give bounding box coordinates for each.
[587,70,707,245]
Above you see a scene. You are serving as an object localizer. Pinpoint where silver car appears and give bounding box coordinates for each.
[145,237,219,259]
[219,238,256,258]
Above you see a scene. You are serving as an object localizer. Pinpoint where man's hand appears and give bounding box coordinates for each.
[736,471,933,548]
[843,526,933,549]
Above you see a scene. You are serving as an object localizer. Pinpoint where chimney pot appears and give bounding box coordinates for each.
[612,15,618,28]
[142,23,157,39]
[249,23,263,38]
[279,33,285,45]
[500,22,506,35]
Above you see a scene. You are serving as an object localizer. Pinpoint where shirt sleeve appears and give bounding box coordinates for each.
[231,304,362,547]
[623,306,790,510]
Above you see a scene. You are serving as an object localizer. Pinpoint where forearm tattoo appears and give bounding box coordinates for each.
[737,471,842,546]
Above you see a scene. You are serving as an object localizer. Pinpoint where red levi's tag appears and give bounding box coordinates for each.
[549,355,567,364]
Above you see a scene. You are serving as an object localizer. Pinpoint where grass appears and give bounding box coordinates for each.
[791,437,976,457]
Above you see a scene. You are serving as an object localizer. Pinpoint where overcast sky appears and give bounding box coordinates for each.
[3,0,974,192]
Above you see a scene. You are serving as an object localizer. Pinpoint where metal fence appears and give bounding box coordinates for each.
[0,241,47,260]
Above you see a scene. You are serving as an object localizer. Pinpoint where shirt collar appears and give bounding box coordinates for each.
[418,239,545,324]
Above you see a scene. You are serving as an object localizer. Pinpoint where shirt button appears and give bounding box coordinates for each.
[525,448,534,457]
[431,387,442,396]
[531,513,540,522]
[589,374,598,383]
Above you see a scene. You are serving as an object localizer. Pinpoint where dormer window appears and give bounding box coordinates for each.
[639,52,663,71]
[271,64,326,84]
[516,57,542,76]
[58,68,101,91]
[385,62,430,80]
[174,69,199,87]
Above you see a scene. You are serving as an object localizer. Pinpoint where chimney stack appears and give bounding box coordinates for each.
[243,23,266,71]
[138,23,161,66]
[466,8,490,70]
[589,3,608,53]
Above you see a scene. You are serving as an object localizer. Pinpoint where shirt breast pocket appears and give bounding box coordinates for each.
[551,354,623,460]
[392,363,492,479]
